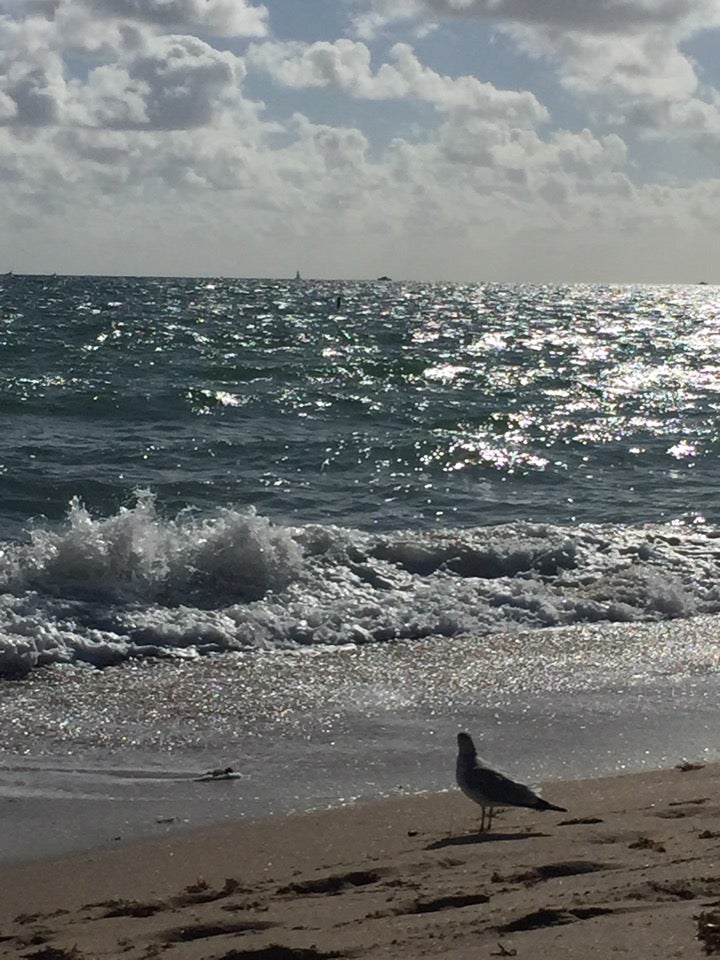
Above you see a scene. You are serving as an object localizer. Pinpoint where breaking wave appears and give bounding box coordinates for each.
[2,490,720,677]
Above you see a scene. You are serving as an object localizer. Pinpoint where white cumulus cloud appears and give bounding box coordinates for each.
[248,38,548,125]
[1,0,720,280]
[351,0,720,35]
[79,0,269,36]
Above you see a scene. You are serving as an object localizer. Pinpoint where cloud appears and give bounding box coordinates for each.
[351,0,720,36]
[70,34,243,129]
[0,1,649,270]
[3,65,61,126]
[0,0,268,223]
[247,37,390,93]
[81,0,268,37]
[506,23,720,149]
[248,39,548,125]
[508,26,698,99]
[1,0,720,280]
[0,2,249,132]
[351,0,720,151]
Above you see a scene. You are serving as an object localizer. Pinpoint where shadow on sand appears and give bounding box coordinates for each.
[426,831,548,850]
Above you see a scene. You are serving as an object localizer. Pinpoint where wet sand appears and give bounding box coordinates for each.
[2,614,720,872]
[1,763,719,959]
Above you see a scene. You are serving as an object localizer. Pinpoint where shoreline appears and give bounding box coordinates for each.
[2,631,720,867]
[1,764,719,958]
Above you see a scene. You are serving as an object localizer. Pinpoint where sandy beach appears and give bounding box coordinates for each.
[1,763,719,959]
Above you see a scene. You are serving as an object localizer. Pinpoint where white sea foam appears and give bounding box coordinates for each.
[1,491,302,605]
[1,492,720,676]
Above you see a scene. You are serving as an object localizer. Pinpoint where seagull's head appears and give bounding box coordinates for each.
[457,732,477,757]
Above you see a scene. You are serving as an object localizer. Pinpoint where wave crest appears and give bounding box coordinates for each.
[2,494,720,676]
[1,490,303,605]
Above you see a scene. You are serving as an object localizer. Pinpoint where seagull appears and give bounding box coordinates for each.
[456,732,567,832]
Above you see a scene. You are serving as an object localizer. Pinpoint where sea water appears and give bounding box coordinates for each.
[1,275,719,860]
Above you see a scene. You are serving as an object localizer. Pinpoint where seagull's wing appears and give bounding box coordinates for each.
[466,764,543,807]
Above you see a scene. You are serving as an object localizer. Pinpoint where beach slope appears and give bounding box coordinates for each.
[1,763,719,959]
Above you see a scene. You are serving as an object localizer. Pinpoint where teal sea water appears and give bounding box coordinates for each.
[1,274,719,861]
[3,276,720,536]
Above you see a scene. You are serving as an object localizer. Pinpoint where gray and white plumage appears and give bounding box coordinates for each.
[455,732,567,832]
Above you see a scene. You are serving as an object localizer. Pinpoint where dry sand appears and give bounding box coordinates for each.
[1,763,720,959]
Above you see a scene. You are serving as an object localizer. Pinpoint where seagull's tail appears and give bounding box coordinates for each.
[536,799,567,813]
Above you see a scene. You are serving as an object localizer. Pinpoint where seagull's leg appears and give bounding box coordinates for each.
[479,807,487,833]
[487,807,495,832]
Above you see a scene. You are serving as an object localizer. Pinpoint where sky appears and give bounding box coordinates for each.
[2,0,720,281]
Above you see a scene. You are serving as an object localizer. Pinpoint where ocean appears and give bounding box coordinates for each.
[1,274,719,861]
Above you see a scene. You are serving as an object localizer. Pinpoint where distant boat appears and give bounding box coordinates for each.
[295,269,301,280]
[376,275,392,282]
